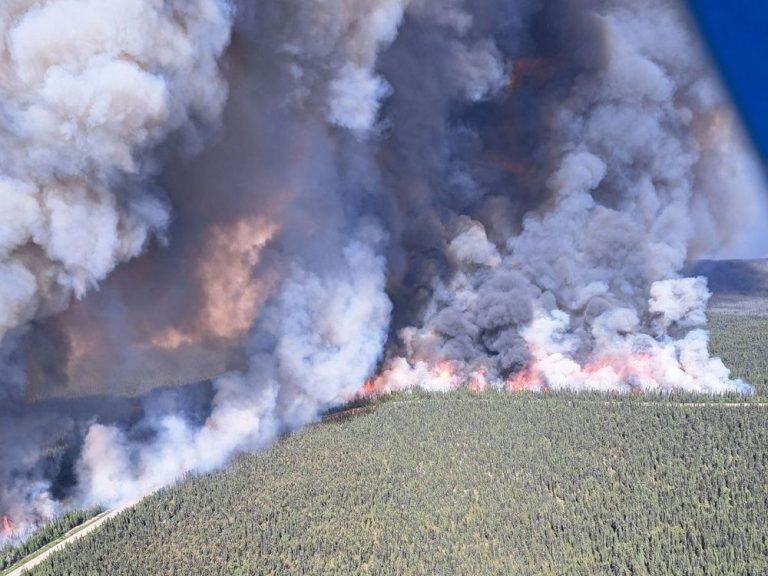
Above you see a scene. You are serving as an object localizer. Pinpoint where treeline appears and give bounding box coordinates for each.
[1,507,101,572]
[32,394,768,575]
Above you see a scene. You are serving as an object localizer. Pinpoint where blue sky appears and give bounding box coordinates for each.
[688,0,768,258]
[689,0,768,160]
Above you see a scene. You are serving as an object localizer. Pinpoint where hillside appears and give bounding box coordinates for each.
[31,389,768,576]
[687,259,768,316]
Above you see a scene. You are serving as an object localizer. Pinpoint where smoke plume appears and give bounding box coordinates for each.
[0,0,765,539]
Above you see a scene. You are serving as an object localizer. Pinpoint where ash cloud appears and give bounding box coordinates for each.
[0,0,233,344]
[0,0,765,539]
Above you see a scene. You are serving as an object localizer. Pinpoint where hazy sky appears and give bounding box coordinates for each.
[689,0,768,258]
[690,1,768,160]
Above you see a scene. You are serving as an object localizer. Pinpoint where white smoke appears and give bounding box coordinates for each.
[329,63,393,133]
[247,0,407,134]
[75,225,391,506]
[0,0,233,344]
[0,0,235,534]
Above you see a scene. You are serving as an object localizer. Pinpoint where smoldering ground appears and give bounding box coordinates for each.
[0,0,766,536]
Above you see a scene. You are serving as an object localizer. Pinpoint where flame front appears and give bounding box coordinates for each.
[2,514,15,539]
[504,352,657,393]
[360,351,664,399]
[506,367,542,392]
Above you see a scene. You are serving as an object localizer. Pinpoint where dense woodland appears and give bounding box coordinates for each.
[23,313,768,575]
[709,313,768,396]
[32,404,768,573]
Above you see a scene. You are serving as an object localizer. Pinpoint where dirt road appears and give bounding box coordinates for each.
[6,501,137,576]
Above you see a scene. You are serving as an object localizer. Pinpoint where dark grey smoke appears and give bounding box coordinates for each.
[0,0,765,537]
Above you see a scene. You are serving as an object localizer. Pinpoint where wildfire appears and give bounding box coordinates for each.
[359,350,662,399]
[506,367,543,392]
[468,367,490,393]
[358,377,381,398]
[583,353,654,379]
[506,352,657,392]
[2,514,15,538]
[433,361,457,388]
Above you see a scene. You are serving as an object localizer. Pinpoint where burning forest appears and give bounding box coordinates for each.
[0,0,766,542]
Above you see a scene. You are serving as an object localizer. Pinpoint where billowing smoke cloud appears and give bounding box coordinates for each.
[76,224,392,507]
[0,0,233,344]
[369,0,758,395]
[0,0,765,541]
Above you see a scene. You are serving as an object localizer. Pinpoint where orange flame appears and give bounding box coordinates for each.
[433,361,458,387]
[506,366,543,392]
[582,353,654,380]
[359,350,658,400]
[357,359,462,399]
[506,352,656,392]
[468,367,490,393]
[2,514,15,538]
[358,377,381,399]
